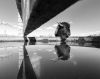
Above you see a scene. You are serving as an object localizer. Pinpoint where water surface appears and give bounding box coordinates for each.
[0,42,100,79]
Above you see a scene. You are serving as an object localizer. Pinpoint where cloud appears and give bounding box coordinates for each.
[28,24,59,37]
[37,28,43,31]
[46,27,54,30]
[52,24,58,28]
[0,24,20,36]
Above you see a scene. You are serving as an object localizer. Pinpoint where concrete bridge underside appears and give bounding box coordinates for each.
[16,0,79,37]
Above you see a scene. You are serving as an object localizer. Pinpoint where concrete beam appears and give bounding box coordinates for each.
[16,0,79,36]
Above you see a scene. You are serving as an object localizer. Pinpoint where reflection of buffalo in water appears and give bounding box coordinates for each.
[55,43,70,60]
[55,22,71,42]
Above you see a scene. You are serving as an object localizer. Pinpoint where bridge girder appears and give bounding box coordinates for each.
[16,0,79,36]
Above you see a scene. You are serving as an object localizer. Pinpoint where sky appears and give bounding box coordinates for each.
[0,23,20,36]
[0,0,18,25]
[0,0,100,36]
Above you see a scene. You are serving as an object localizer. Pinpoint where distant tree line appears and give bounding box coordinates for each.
[87,36,100,43]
